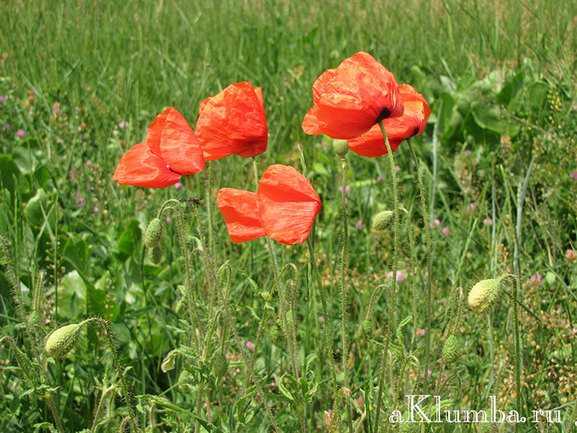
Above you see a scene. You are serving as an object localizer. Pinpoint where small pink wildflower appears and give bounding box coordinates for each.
[483,217,493,226]
[528,273,543,288]
[16,129,26,138]
[244,340,255,352]
[441,227,450,237]
[570,171,577,181]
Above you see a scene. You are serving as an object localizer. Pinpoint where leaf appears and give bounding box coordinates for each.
[115,219,141,261]
[497,69,525,107]
[472,104,520,137]
[57,271,86,319]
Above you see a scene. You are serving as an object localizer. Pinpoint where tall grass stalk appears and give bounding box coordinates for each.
[512,157,534,419]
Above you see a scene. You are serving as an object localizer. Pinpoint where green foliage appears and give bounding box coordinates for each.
[0,0,577,432]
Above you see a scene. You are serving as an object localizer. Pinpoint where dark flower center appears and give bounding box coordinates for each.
[375,108,391,124]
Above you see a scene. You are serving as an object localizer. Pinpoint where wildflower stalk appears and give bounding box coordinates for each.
[378,121,399,334]
[252,159,300,379]
[252,158,306,432]
[407,140,433,382]
[512,157,534,418]
[373,121,400,433]
[337,155,350,377]
[83,318,142,432]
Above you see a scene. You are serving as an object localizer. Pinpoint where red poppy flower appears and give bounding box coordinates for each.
[146,107,205,175]
[113,107,205,188]
[196,82,268,160]
[217,165,321,245]
[217,188,266,243]
[257,164,321,245]
[302,51,403,140]
[112,142,181,188]
[347,84,430,157]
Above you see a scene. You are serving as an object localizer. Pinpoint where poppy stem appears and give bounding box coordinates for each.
[337,155,354,433]
[407,139,434,385]
[374,120,399,433]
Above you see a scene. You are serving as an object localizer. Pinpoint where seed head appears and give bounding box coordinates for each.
[144,217,163,249]
[467,278,501,313]
[45,323,83,358]
[442,335,460,363]
[371,210,394,232]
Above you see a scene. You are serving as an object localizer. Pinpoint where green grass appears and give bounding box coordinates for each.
[1,0,577,432]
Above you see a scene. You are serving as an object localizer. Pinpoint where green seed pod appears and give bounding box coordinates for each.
[467,278,501,313]
[144,218,163,249]
[442,335,460,363]
[332,139,348,157]
[371,210,394,232]
[161,349,178,373]
[45,323,83,358]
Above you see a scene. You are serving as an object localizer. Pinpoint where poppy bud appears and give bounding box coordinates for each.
[467,278,501,313]
[45,323,83,359]
[161,349,178,372]
[442,335,460,363]
[332,139,348,157]
[144,218,163,249]
[371,210,394,232]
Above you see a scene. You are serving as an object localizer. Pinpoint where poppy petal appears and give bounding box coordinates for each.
[348,126,401,157]
[257,164,321,245]
[302,52,402,139]
[113,142,180,188]
[196,82,268,160]
[146,107,205,175]
[217,188,266,243]
[348,84,430,158]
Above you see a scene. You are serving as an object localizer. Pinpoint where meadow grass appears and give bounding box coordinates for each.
[1,0,577,432]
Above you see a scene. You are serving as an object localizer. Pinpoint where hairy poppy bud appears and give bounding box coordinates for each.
[467,278,501,313]
[45,323,83,358]
[442,335,460,363]
[371,210,394,232]
[161,349,178,372]
[144,218,163,249]
[332,139,348,157]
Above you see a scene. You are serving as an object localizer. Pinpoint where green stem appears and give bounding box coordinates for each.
[374,121,399,433]
[407,140,433,385]
[512,158,534,421]
[87,318,142,433]
[338,156,350,376]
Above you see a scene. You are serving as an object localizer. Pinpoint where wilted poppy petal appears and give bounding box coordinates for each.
[302,52,403,139]
[196,82,268,160]
[113,142,180,188]
[257,164,321,245]
[217,188,266,243]
[348,84,430,158]
[146,107,205,175]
